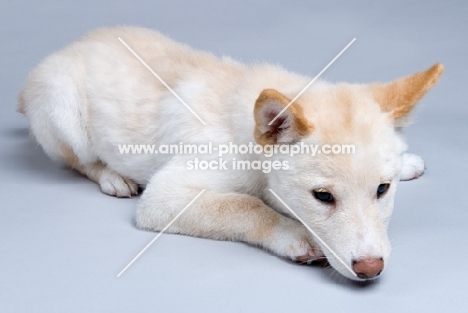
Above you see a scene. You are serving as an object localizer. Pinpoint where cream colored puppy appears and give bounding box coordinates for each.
[19,27,443,280]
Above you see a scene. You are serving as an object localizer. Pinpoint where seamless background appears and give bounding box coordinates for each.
[1,1,467,312]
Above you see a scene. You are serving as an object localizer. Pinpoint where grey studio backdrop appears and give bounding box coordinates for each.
[1,1,467,312]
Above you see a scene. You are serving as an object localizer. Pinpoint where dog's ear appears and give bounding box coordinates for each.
[370,63,444,124]
[254,89,313,145]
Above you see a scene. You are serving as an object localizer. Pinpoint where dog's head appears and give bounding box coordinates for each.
[254,64,443,280]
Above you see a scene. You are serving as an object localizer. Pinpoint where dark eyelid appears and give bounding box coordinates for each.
[377,183,390,198]
[312,190,335,204]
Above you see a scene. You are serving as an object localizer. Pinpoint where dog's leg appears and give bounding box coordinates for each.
[20,59,138,198]
[56,144,138,198]
[400,153,425,181]
[136,168,323,262]
[77,161,139,198]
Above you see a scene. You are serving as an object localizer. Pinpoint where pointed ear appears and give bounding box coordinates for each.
[254,89,313,145]
[370,63,444,123]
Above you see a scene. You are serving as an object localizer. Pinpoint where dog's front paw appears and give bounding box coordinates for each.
[400,153,425,181]
[266,219,324,263]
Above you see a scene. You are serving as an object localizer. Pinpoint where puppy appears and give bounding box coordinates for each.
[19,27,443,280]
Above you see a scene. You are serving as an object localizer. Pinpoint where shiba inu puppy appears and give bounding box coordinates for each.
[18,27,443,280]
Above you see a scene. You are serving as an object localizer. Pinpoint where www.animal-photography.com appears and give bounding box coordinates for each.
[1,1,467,312]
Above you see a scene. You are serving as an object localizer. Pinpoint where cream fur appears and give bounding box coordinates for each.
[19,26,443,280]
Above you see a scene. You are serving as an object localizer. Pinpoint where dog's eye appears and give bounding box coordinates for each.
[377,183,390,198]
[313,191,334,204]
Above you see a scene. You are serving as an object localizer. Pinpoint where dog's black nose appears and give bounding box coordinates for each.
[352,258,384,279]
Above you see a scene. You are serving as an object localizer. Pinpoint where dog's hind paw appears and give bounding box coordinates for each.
[99,170,139,198]
[400,153,425,181]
